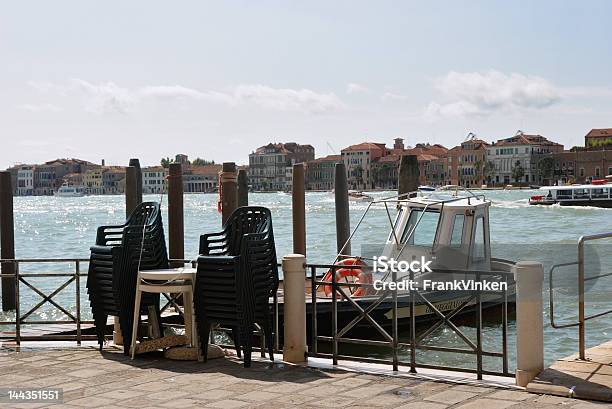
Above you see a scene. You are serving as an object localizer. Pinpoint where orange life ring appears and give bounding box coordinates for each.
[321,258,372,297]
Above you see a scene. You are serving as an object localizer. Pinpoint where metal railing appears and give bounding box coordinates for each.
[549,231,612,359]
[307,263,515,379]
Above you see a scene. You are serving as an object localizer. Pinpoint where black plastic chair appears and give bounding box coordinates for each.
[87,202,169,355]
[194,206,279,367]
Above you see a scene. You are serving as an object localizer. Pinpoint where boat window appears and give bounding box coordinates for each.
[574,188,589,199]
[557,189,572,200]
[450,214,465,247]
[472,216,486,261]
[591,188,609,199]
[401,209,440,246]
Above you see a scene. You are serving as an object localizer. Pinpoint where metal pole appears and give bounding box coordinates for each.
[168,164,184,268]
[125,166,138,218]
[128,158,143,204]
[292,163,306,256]
[237,169,249,207]
[0,171,16,311]
[398,155,420,197]
[578,238,585,360]
[334,163,351,255]
[221,162,238,226]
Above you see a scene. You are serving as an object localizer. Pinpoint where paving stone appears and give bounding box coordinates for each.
[455,398,517,409]
[488,390,531,401]
[66,396,116,407]
[424,390,477,405]
[205,399,249,408]
[236,390,282,402]
[307,395,356,407]
[396,402,448,409]
[273,394,317,405]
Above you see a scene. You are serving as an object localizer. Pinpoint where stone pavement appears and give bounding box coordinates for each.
[0,346,609,409]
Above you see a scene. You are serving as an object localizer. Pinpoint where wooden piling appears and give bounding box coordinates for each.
[292,163,306,256]
[237,169,249,207]
[125,167,138,218]
[220,162,238,226]
[334,163,351,256]
[128,158,143,204]
[167,164,184,267]
[398,155,420,197]
[0,171,16,311]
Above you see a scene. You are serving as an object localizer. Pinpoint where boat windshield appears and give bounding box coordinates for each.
[400,209,440,246]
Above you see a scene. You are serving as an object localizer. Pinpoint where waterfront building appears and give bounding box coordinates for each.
[62,173,84,187]
[143,166,167,194]
[305,154,341,190]
[83,168,104,195]
[446,138,490,188]
[341,142,388,190]
[102,167,126,194]
[184,164,222,193]
[585,128,612,150]
[16,165,35,196]
[487,132,563,186]
[248,142,315,191]
[550,149,611,184]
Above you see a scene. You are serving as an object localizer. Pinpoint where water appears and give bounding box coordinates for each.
[1,190,611,371]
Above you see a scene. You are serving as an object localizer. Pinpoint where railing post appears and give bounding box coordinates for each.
[220,162,238,226]
[282,254,307,364]
[578,237,585,360]
[292,164,306,256]
[0,171,16,311]
[514,261,544,387]
[168,163,184,268]
[334,163,351,255]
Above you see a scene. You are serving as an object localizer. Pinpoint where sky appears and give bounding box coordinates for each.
[2,0,612,169]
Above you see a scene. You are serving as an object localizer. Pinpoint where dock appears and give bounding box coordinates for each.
[527,340,612,402]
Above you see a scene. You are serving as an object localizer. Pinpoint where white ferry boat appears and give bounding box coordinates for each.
[529,179,612,208]
[54,184,85,197]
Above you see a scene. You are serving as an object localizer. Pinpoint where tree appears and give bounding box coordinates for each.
[512,160,525,184]
[191,158,215,166]
[160,157,174,168]
[538,156,554,186]
[483,161,495,185]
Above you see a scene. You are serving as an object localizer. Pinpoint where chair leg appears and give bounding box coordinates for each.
[232,328,242,358]
[130,284,142,360]
[241,323,253,368]
[183,290,193,346]
[264,320,274,362]
[198,321,211,363]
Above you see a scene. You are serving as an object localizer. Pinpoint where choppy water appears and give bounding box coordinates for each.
[1,190,611,371]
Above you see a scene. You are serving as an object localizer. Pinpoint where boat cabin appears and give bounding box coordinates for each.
[378,194,491,283]
[530,181,612,207]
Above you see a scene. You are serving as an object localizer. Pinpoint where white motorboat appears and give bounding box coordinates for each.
[348,190,374,202]
[55,184,85,197]
[529,180,612,208]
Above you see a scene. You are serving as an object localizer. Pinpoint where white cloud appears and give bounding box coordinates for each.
[425,70,562,120]
[24,80,344,115]
[381,92,409,102]
[16,103,62,112]
[233,84,344,113]
[346,83,369,95]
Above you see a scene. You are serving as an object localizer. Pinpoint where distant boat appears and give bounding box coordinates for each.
[418,185,436,192]
[55,184,85,197]
[348,191,374,202]
[529,181,612,207]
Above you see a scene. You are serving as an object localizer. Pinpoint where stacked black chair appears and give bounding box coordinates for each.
[195,206,279,367]
[87,202,169,355]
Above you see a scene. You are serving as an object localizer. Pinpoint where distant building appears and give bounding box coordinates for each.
[487,132,563,185]
[341,142,388,190]
[16,165,35,196]
[102,167,126,194]
[447,138,489,187]
[142,166,167,194]
[248,142,315,191]
[585,128,612,150]
[550,150,611,184]
[83,168,104,195]
[184,164,222,193]
[306,155,341,190]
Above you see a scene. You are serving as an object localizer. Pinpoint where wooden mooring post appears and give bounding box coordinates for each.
[220,162,238,226]
[0,171,16,311]
[167,164,184,268]
[125,165,142,218]
[237,169,249,207]
[398,154,420,197]
[334,163,351,256]
[129,158,143,202]
[292,163,306,256]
